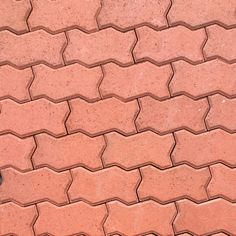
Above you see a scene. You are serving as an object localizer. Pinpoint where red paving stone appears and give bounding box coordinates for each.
[134,26,206,64]
[103,131,174,169]
[0,1,236,235]
[136,95,208,134]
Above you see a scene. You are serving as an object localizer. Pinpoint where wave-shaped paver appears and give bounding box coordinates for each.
[138,165,210,203]
[204,25,236,62]
[67,97,139,136]
[0,99,69,137]
[174,199,236,235]
[173,129,236,167]
[168,0,236,28]
[0,202,37,236]
[0,30,66,68]
[64,28,136,66]
[136,95,208,134]
[170,60,236,98]
[0,0,31,33]
[28,0,100,33]
[103,131,174,169]
[68,166,140,204]
[34,201,107,236]
[100,62,172,101]
[98,0,170,30]
[208,164,236,201]
[31,63,102,102]
[33,132,105,171]
[0,134,35,171]
[105,200,176,235]
[0,167,71,206]
[206,94,236,132]
[134,26,206,64]
[0,65,32,102]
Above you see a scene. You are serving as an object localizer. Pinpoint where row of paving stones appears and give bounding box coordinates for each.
[1,162,236,205]
[1,195,236,235]
[1,59,236,103]
[1,0,236,34]
[1,129,236,171]
[0,94,235,137]
[0,25,236,68]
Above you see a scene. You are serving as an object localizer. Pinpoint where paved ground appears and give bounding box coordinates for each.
[0,0,236,235]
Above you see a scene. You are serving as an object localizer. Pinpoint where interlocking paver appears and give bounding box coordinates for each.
[103,131,174,169]
[0,65,32,102]
[0,99,69,137]
[34,201,107,236]
[98,0,170,30]
[170,60,236,98]
[0,134,35,171]
[33,133,105,171]
[206,94,236,132]
[0,202,37,236]
[64,28,136,66]
[29,0,101,33]
[100,62,172,101]
[138,165,210,203]
[168,0,236,28]
[0,167,70,205]
[136,95,208,134]
[173,129,236,167]
[104,200,176,236]
[174,199,236,235]
[0,30,66,68]
[134,26,206,64]
[67,97,138,136]
[208,164,236,201]
[204,25,236,62]
[30,64,102,102]
[68,167,140,204]
[0,0,31,33]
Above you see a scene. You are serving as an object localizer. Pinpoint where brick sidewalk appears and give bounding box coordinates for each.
[0,0,236,235]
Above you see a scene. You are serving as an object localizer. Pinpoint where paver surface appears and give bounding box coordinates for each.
[0,0,235,235]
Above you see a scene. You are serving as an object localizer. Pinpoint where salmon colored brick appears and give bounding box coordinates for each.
[0,203,37,236]
[68,167,140,204]
[138,165,210,203]
[64,28,136,66]
[100,62,172,101]
[33,133,105,171]
[206,94,236,132]
[103,131,174,169]
[67,97,138,136]
[0,167,70,205]
[30,64,102,102]
[170,60,236,98]
[0,134,35,171]
[136,96,208,134]
[0,65,32,102]
[105,200,176,235]
[174,199,236,235]
[0,30,66,68]
[34,201,107,236]
[134,26,206,64]
[173,130,236,167]
[204,25,236,62]
[212,234,229,236]
[208,164,236,201]
[168,0,236,28]
[0,99,69,137]
[98,0,170,30]
[0,0,31,33]
[29,0,100,33]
